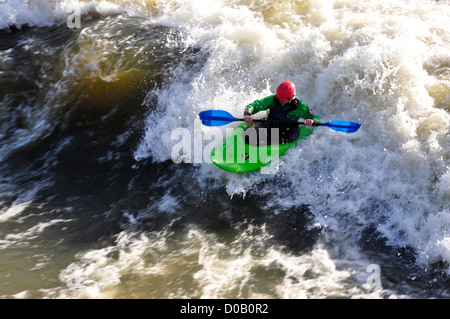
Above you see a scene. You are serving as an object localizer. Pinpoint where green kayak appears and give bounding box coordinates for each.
[210,122,315,173]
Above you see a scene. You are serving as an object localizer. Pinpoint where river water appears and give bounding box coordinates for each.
[0,0,449,299]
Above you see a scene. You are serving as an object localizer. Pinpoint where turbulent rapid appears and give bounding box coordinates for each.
[0,0,449,299]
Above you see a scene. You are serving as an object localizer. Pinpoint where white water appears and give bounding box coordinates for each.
[1,0,449,298]
[0,0,148,29]
[137,0,450,272]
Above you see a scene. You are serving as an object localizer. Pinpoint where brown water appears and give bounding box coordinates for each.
[0,0,449,299]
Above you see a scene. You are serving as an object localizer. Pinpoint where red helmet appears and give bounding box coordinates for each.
[275,81,296,100]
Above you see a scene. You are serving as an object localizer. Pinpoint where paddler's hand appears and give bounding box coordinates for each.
[244,115,253,123]
[304,119,314,126]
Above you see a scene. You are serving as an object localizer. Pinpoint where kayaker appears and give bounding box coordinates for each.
[243,81,320,143]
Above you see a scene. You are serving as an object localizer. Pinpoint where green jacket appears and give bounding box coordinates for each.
[244,95,320,123]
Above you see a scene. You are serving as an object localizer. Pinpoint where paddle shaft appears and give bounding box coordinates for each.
[231,118,359,132]
[236,118,314,126]
[199,110,361,132]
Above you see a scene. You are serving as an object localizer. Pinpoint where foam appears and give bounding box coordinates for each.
[134,0,450,276]
[0,0,147,30]
[0,201,30,223]
[1,0,449,298]
[54,227,393,298]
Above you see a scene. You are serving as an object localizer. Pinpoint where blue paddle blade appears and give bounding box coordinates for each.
[199,110,239,126]
[322,120,361,133]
